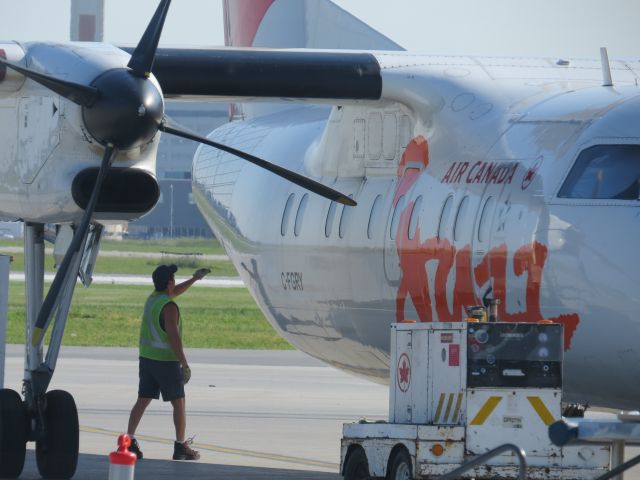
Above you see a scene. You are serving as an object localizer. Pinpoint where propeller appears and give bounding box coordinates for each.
[16,0,355,340]
[160,117,357,206]
[127,0,171,77]
[0,58,98,107]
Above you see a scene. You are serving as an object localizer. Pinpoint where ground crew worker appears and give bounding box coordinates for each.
[125,264,210,461]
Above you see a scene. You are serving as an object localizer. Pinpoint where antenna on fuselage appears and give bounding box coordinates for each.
[600,47,613,87]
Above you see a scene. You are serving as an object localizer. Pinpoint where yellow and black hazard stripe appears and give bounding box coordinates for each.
[470,396,502,425]
[434,392,464,424]
[527,396,555,426]
[469,395,556,426]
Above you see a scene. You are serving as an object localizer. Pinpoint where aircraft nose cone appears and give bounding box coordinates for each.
[82,68,164,150]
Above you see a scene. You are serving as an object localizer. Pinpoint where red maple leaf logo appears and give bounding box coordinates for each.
[397,353,411,392]
[522,156,543,190]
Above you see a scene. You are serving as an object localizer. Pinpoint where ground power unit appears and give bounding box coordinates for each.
[340,322,611,479]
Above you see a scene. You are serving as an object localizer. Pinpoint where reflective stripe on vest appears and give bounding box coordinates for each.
[139,292,181,361]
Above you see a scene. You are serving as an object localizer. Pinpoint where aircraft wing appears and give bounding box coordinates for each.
[120,47,382,101]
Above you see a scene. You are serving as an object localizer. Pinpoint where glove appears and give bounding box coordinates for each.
[193,268,211,280]
[182,366,191,384]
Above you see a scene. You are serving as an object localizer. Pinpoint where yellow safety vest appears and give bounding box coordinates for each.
[139,292,182,361]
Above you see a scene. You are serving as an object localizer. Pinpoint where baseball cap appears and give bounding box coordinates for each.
[152,264,178,291]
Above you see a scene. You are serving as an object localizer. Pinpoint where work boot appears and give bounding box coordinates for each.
[128,437,143,460]
[173,437,200,461]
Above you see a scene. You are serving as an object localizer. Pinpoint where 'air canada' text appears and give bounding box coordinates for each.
[441,161,519,185]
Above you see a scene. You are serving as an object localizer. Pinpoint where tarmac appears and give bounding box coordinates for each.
[3,345,388,480]
[4,345,640,479]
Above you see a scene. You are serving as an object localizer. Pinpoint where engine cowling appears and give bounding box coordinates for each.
[0,43,25,93]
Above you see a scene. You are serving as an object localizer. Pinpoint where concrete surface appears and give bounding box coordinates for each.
[4,346,388,479]
[4,346,640,479]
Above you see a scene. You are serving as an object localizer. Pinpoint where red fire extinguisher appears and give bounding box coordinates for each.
[109,434,137,480]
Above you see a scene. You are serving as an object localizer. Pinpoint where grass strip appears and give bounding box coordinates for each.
[8,282,292,350]
[100,238,226,255]
[0,237,226,255]
[3,253,238,277]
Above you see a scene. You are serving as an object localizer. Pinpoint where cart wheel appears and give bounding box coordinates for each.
[0,389,27,478]
[344,446,371,480]
[36,390,79,479]
[388,448,412,480]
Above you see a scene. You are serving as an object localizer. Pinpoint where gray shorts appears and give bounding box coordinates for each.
[138,357,185,402]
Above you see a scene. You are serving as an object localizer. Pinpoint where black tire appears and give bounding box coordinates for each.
[0,389,27,478]
[343,446,371,480]
[388,449,412,480]
[36,390,79,479]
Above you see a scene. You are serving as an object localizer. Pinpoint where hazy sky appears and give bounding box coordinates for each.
[0,0,639,59]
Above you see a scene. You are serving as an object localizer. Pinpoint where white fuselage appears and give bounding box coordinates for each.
[195,54,640,409]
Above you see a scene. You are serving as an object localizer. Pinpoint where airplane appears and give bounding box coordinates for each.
[0,0,639,477]
[194,0,640,416]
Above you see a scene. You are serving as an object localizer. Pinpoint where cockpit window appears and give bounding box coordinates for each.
[559,145,640,200]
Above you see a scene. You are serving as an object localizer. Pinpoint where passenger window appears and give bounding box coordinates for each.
[325,201,337,238]
[390,195,406,240]
[294,194,308,237]
[559,145,640,200]
[367,195,383,240]
[437,195,453,240]
[338,197,354,239]
[453,196,469,242]
[478,197,494,243]
[408,196,423,240]
[281,193,295,236]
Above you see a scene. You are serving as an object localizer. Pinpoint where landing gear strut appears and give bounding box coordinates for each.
[0,222,96,479]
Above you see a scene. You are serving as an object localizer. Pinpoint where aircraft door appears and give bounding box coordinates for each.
[471,157,543,317]
[0,98,18,186]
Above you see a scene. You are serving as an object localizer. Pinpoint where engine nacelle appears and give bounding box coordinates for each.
[72,167,160,218]
[0,42,25,93]
[0,41,163,224]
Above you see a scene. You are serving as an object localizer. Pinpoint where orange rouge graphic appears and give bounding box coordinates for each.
[394,137,579,350]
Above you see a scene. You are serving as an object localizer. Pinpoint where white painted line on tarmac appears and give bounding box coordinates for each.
[0,246,229,261]
[9,272,244,288]
[81,426,339,470]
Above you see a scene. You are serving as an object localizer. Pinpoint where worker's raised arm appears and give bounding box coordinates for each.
[171,268,211,297]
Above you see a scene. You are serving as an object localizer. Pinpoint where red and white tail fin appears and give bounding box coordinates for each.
[223,0,403,50]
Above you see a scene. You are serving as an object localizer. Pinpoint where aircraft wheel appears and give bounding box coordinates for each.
[0,389,27,478]
[36,390,79,479]
[388,448,413,480]
[343,446,371,480]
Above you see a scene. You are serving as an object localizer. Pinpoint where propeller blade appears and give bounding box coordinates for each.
[159,117,357,207]
[128,0,172,77]
[33,145,117,339]
[0,57,98,107]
